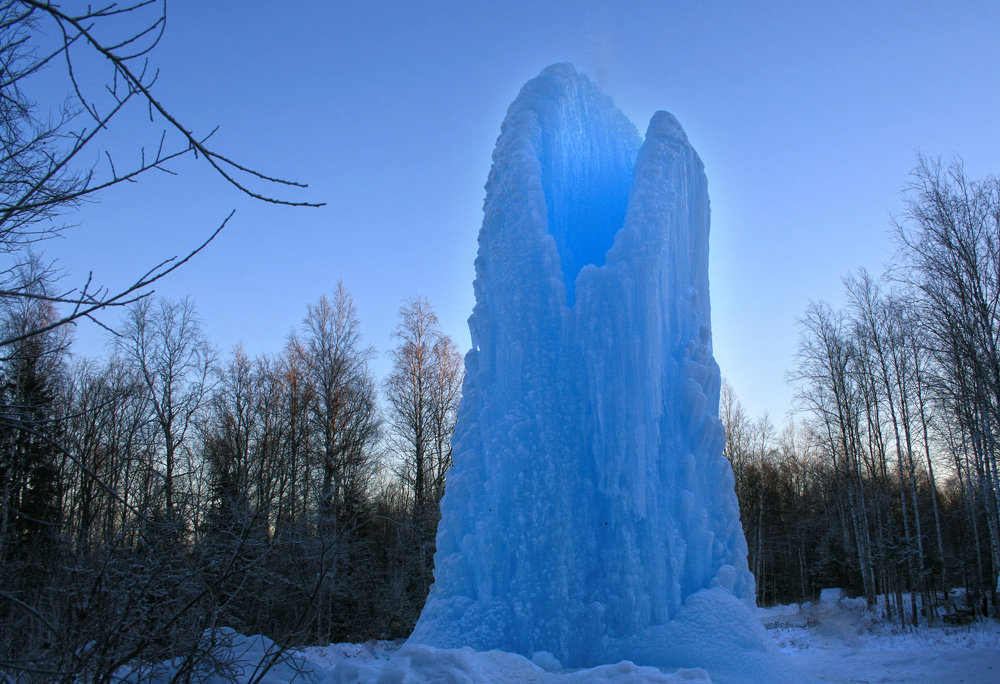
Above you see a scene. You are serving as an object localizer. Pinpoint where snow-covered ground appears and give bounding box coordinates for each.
[761,598,1000,683]
[123,598,1000,682]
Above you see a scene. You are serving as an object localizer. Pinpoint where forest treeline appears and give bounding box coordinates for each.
[1,282,463,678]
[723,158,1000,625]
[0,1,445,676]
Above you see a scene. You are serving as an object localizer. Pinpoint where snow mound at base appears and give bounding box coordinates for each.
[377,645,711,683]
[114,628,327,683]
[117,590,813,683]
[602,588,812,684]
[120,628,713,683]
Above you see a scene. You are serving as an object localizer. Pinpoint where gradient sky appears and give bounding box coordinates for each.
[39,0,1000,422]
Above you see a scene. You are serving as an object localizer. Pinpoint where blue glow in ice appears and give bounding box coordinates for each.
[409,64,801,683]
[528,71,641,304]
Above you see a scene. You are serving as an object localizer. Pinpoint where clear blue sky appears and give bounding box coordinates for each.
[41,0,1000,422]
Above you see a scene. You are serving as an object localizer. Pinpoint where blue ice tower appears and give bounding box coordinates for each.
[410,64,796,683]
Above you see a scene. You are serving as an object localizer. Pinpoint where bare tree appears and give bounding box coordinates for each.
[427,334,462,503]
[296,284,380,533]
[116,297,213,527]
[385,296,461,518]
[895,157,1000,614]
[0,8,323,666]
[794,301,879,606]
[0,1,321,347]
[383,296,462,622]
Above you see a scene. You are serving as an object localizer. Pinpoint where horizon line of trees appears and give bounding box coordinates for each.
[722,158,1000,626]
[0,1,377,678]
[0,2,466,679]
[1,280,463,679]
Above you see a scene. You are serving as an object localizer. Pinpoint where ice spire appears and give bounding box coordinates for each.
[410,64,794,682]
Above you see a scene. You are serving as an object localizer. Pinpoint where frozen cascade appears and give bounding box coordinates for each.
[409,64,801,682]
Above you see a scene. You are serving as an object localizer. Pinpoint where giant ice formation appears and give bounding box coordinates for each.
[410,64,791,682]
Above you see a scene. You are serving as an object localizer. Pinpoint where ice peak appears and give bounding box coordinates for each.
[647,110,689,142]
[535,61,584,80]
[504,64,641,305]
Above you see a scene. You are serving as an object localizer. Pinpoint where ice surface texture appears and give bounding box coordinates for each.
[410,64,788,681]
